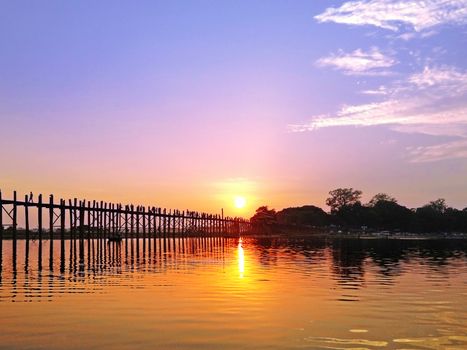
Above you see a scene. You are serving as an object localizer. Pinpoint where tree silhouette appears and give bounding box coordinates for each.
[250,206,277,232]
[250,189,467,235]
[426,198,447,213]
[276,205,328,227]
[326,188,362,213]
[368,193,397,206]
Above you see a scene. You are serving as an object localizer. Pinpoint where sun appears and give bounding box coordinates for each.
[234,196,247,209]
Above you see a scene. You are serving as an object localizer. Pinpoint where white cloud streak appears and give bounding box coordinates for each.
[316,47,396,75]
[408,66,467,95]
[289,66,467,161]
[315,0,467,33]
[408,139,467,162]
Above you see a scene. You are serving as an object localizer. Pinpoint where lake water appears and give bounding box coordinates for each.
[0,237,466,349]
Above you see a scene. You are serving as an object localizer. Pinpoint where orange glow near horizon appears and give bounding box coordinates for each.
[211,178,259,217]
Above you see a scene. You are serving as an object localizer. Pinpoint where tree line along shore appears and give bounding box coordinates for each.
[250,188,467,238]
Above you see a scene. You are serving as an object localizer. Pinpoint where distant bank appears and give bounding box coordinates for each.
[250,188,467,238]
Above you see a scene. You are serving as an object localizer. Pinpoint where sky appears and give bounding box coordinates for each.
[1,0,467,216]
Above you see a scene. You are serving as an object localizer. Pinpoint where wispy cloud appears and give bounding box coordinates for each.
[361,86,390,95]
[408,139,467,162]
[316,47,396,75]
[289,65,467,161]
[315,0,467,34]
[408,66,467,95]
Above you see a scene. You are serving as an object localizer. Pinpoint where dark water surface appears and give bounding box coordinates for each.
[0,237,466,349]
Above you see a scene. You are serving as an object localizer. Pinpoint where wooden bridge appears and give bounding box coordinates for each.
[0,190,251,268]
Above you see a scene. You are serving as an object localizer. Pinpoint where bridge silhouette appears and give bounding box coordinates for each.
[0,190,251,269]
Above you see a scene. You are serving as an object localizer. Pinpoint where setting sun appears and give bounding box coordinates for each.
[234,196,247,209]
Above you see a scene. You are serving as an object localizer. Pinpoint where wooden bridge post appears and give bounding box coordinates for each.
[172,209,176,237]
[193,211,196,236]
[130,205,134,240]
[136,205,140,254]
[60,199,65,254]
[175,210,179,236]
[74,198,78,240]
[209,214,212,235]
[198,213,201,235]
[153,207,157,252]
[114,203,117,237]
[211,214,214,236]
[167,209,171,238]
[142,206,146,254]
[87,201,91,256]
[213,214,216,235]
[192,212,196,234]
[137,205,142,259]
[117,204,122,240]
[38,194,43,270]
[68,199,74,258]
[97,201,102,241]
[172,210,177,250]
[162,208,167,239]
[103,202,108,240]
[124,205,129,253]
[101,202,107,259]
[111,203,115,238]
[153,207,157,240]
[68,199,73,242]
[24,194,30,241]
[60,199,65,272]
[49,194,54,269]
[79,200,85,262]
[147,206,151,255]
[158,208,162,238]
[204,214,207,234]
[12,191,17,254]
[94,201,99,250]
[181,211,185,236]
[24,194,30,262]
[108,203,112,238]
[161,208,166,252]
[200,213,203,234]
[113,203,117,238]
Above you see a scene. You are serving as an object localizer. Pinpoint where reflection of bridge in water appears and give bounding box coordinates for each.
[0,237,237,302]
[0,190,251,270]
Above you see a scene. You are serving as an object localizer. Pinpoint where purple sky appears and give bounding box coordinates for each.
[1,0,467,215]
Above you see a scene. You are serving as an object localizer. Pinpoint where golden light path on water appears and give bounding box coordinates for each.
[238,237,245,278]
[0,237,466,349]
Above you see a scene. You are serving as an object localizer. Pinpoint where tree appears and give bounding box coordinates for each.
[326,188,363,213]
[368,193,397,207]
[250,206,276,225]
[413,199,448,232]
[276,205,329,227]
[426,198,447,213]
[370,200,413,230]
[336,202,372,227]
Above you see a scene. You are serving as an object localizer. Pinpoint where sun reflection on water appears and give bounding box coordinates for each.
[238,238,245,278]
